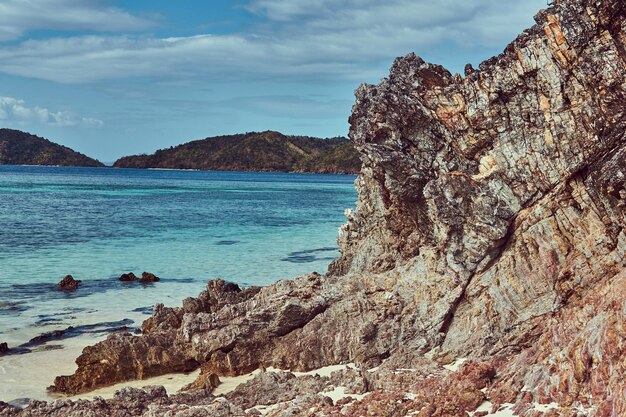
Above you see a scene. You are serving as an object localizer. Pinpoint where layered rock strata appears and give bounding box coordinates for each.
[4,0,625,415]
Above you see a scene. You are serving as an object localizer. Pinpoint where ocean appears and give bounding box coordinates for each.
[0,165,356,402]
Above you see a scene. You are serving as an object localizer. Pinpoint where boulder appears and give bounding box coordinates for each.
[139,272,160,283]
[119,272,138,282]
[57,275,81,290]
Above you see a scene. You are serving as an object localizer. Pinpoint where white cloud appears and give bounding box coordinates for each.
[220,95,353,119]
[249,0,483,28]
[0,0,155,41]
[0,0,546,84]
[0,96,104,128]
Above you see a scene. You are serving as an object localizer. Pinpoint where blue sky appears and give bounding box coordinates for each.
[0,0,545,162]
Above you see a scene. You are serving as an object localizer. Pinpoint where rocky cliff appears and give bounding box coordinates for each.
[0,129,104,167]
[3,0,625,416]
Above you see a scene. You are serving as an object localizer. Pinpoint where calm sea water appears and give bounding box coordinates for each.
[0,166,356,374]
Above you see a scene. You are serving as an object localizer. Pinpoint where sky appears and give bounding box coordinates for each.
[0,0,546,163]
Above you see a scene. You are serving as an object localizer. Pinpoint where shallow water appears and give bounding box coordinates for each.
[0,166,356,402]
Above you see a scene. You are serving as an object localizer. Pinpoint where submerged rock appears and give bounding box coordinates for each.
[118,272,160,283]
[17,0,626,415]
[119,272,138,282]
[57,275,81,291]
[139,272,160,283]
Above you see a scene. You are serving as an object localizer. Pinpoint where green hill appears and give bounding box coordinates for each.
[0,129,104,167]
[113,131,361,174]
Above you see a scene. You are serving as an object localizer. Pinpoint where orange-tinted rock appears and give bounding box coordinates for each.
[180,369,220,392]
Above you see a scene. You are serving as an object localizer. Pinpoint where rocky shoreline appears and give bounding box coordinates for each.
[2,0,625,415]
[0,272,163,357]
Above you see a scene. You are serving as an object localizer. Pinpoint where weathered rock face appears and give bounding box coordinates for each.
[13,0,625,416]
[333,0,626,357]
[332,0,626,358]
[50,279,259,394]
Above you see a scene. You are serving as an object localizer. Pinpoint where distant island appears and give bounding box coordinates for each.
[0,129,361,174]
[0,129,104,167]
[113,131,361,174]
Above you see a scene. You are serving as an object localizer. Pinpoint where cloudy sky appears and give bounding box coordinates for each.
[0,0,545,162]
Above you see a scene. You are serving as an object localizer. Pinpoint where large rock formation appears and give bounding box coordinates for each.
[5,0,625,415]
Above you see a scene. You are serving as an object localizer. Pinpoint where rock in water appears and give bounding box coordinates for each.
[57,275,81,291]
[139,272,160,283]
[119,272,138,282]
[32,0,626,415]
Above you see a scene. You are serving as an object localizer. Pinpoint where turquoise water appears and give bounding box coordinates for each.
[0,166,356,352]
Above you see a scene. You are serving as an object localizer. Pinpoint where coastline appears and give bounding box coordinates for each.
[0,164,359,175]
[0,277,361,407]
[1,276,601,417]
[2,0,626,415]
[0,279,200,404]
[0,162,354,405]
